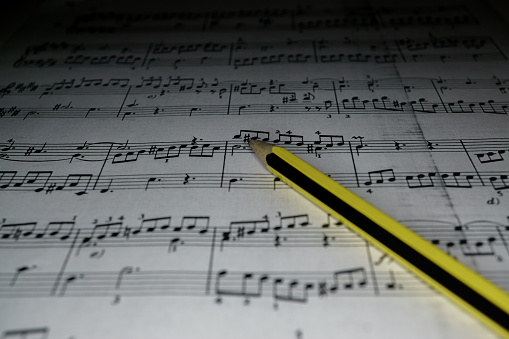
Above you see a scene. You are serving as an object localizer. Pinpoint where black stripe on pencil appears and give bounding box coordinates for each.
[250,139,509,338]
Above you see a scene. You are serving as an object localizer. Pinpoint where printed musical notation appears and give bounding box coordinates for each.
[2,212,508,300]
[2,213,508,258]
[1,327,49,339]
[4,76,508,98]
[1,135,508,161]
[1,0,509,338]
[0,135,507,194]
[13,36,506,70]
[0,266,429,299]
[64,5,476,34]
[1,167,508,193]
[2,76,508,120]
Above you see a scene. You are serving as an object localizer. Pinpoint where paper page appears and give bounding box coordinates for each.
[0,0,508,338]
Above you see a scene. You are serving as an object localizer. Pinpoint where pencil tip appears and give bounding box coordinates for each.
[249,139,273,166]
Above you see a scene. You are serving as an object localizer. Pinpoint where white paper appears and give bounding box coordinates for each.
[0,0,508,338]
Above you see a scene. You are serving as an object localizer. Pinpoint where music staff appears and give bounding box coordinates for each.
[0,136,508,161]
[2,213,508,261]
[0,264,505,300]
[2,75,509,122]
[0,170,507,193]
[12,35,506,70]
[63,5,476,34]
[1,99,508,120]
[0,134,507,196]
[0,0,508,337]
[3,76,508,99]
[1,136,507,157]
[0,266,442,299]
[1,327,49,339]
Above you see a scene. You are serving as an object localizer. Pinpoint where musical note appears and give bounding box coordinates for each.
[489,175,509,190]
[2,327,49,339]
[137,216,172,234]
[476,150,505,163]
[0,222,37,240]
[59,274,85,296]
[441,172,474,188]
[0,171,17,189]
[1,2,509,339]
[179,216,210,233]
[274,214,310,230]
[364,169,396,186]
[10,265,36,286]
[80,221,123,248]
[406,173,436,188]
[115,266,134,289]
[35,219,76,240]
[329,268,367,292]
[385,270,403,290]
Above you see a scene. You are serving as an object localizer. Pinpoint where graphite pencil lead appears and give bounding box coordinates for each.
[249,139,273,167]
[249,141,509,338]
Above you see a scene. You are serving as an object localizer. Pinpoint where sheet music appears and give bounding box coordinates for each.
[0,0,508,338]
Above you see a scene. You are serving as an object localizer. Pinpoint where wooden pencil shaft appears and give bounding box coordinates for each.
[249,139,509,338]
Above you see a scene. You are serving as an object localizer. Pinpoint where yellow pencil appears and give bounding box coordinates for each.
[249,139,509,338]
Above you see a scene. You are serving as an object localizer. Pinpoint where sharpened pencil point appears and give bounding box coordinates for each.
[248,141,509,338]
[249,139,273,167]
